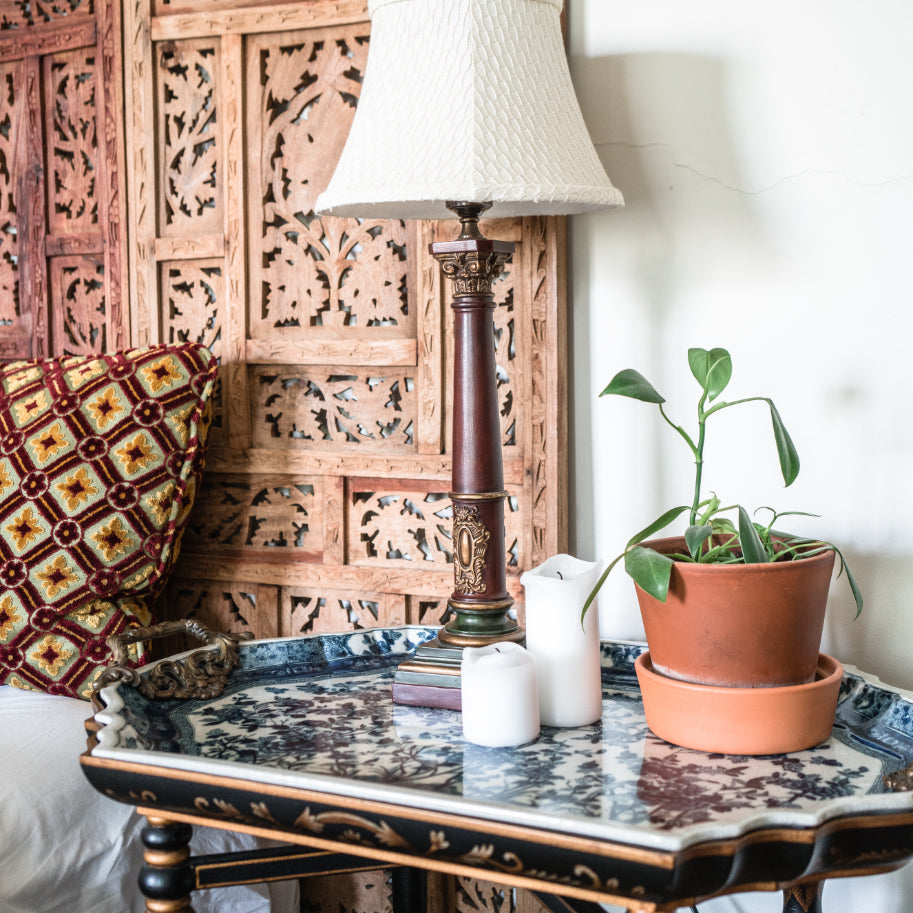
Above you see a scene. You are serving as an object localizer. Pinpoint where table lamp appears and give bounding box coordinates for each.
[316,0,623,708]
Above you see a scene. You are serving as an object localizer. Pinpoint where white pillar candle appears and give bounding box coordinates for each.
[461,643,540,747]
[521,554,603,727]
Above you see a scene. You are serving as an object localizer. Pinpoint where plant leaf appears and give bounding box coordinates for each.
[696,493,720,525]
[580,554,622,623]
[766,511,820,522]
[579,504,688,622]
[687,347,710,384]
[774,538,864,620]
[832,544,864,619]
[626,505,690,548]
[600,369,665,404]
[738,506,770,563]
[688,347,732,401]
[767,399,800,486]
[685,524,712,558]
[711,516,737,535]
[625,546,675,602]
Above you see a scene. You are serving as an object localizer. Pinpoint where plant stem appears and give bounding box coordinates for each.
[658,399,707,528]
[703,395,768,417]
[690,395,767,525]
[691,385,711,526]
[691,417,706,525]
[659,404,699,457]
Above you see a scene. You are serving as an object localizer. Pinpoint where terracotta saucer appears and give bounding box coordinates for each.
[635,651,844,755]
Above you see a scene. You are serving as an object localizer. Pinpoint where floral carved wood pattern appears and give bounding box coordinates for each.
[0,61,20,346]
[299,871,394,913]
[0,0,129,358]
[50,255,106,353]
[0,0,92,30]
[161,258,225,434]
[181,474,322,556]
[158,40,220,236]
[249,29,411,339]
[47,49,99,233]
[0,0,126,360]
[251,366,417,452]
[127,0,566,639]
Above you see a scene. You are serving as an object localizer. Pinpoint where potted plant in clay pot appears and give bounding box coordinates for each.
[584,347,862,754]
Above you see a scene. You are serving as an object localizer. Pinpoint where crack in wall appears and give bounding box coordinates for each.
[596,141,913,195]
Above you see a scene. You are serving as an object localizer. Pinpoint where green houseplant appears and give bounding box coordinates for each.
[585,346,861,691]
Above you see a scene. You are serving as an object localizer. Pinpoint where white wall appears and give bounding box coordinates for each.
[567,2,913,911]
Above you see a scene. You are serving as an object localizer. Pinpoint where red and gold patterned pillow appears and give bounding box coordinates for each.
[0,344,218,699]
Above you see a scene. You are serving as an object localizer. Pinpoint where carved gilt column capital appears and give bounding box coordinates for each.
[433,248,512,296]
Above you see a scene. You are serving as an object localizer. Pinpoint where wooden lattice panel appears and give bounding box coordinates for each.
[50,255,107,352]
[0,0,92,30]
[455,880,552,913]
[299,870,392,913]
[0,59,21,350]
[157,38,221,237]
[295,866,553,913]
[181,472,323,556]
[124,0,567,645]
[0,0,127,361]
[249,366,418,452]
[46,47,100,233]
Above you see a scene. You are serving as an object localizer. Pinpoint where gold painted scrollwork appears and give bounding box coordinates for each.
[291,808,412,851]
[194,797,240,818]
[453,504,490,594]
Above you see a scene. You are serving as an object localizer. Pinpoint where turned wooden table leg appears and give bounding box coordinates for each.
[391,866,428,913]
[782,881,824,913]
[139,816,196,912]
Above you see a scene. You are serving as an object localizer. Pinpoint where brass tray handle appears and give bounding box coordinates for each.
[93,619,253,700]
[883,764,913,792]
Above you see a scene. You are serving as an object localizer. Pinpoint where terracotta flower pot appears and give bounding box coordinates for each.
[635,536,836,688]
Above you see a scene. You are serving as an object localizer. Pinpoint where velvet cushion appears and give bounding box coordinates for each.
[0,344,217,699]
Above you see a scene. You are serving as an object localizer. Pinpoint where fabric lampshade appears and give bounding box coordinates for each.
[316,0,623,220]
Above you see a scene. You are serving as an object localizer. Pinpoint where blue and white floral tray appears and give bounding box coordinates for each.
[90,625,913,852]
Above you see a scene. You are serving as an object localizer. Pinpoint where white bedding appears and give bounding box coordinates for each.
[0,685,299,913]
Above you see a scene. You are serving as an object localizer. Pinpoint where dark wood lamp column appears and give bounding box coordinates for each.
[391,203,523,708]
[436,202,522,648]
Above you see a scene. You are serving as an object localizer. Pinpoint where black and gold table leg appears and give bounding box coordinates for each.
[391,867,428,913]
[783,881,823,913]
[139,816,195,912]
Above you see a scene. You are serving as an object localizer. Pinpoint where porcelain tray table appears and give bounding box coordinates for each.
[81,626,913,913]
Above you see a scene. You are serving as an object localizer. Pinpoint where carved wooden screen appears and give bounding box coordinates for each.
[0,0,127,361]
[124,0,568,641]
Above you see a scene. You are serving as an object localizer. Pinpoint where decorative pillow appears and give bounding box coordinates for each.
[0,344,218,699]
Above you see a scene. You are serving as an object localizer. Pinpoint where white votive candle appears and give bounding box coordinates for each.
[521,554,603,728]
[461,643,540,748]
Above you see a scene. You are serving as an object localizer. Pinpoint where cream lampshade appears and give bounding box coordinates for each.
[316,0,622,710]
[315,0,623,219]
